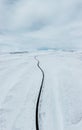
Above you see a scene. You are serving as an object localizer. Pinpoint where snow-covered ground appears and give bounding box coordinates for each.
[0,51,82,130]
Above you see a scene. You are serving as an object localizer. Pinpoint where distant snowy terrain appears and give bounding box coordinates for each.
[0,51,82,130]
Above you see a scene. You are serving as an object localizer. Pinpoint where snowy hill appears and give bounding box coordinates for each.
[0,51,82,130]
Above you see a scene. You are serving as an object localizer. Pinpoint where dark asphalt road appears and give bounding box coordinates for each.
[34,56,44,130]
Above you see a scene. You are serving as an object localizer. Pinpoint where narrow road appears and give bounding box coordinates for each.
[34,56,44,130]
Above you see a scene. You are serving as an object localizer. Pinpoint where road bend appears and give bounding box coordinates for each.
[34,56,44,130]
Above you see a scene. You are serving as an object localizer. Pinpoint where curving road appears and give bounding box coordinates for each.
[34,56,44,130]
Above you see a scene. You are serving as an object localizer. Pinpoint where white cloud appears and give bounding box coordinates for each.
[0,0,82,51]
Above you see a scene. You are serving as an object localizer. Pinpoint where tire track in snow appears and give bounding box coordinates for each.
[34,56,44,130]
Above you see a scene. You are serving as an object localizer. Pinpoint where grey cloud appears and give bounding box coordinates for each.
[6,0,17,5]
[28,19,48,32]
[0,0,82,51]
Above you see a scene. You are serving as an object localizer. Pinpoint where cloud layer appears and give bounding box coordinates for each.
[0,0,82,51]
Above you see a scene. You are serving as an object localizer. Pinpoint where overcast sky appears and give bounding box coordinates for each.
[0,0,82,51]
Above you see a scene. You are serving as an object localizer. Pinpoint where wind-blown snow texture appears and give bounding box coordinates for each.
[0,51,82,130]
